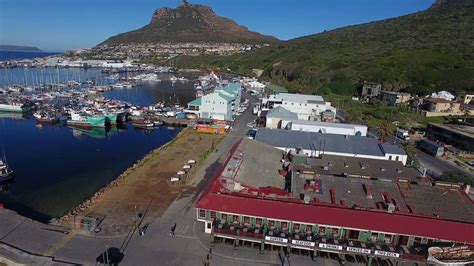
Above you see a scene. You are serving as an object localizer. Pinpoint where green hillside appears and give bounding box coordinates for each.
[173,0,474,96]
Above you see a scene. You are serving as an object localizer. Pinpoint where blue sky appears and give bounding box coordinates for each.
[0,0,434,52]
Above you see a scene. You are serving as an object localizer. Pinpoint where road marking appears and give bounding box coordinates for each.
[173,234,194,240]
[42,230,76,257]
[176,225,189,234]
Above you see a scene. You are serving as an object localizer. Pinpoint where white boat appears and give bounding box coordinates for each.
[153,120,164,126]
[106,74,119,80]
[169,76,178,82]
[141,73,161,82]
[0,103,30,113]
[0,160,13,182]
[178,77,188,82]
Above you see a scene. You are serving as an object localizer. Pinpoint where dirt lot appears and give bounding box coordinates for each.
[79,128,222,236]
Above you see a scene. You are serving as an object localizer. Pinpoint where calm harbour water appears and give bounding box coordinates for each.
[0,67,195,222]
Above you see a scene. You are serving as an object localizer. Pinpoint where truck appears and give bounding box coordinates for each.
[416,139,444,157]
[396,129,410,140]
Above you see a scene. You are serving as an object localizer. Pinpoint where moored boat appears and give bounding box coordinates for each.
[0,160,13,182]
[153,120,164,126]
[67,113,107,128]
[132,120,154,129]
[0,103,30,113]
[34,112,59,124]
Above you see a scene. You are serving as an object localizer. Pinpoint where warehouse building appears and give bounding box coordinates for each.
[195,139,474,264]
[261,93,336,121]
[254,128,408,165]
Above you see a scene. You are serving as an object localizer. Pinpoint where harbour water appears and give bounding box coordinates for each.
[0,67,196,222]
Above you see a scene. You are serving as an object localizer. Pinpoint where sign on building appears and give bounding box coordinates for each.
[346,246,372,254]
[291,239,316,247]
[265,236,288,243]
[318,243,343,251]
[374,250,400,258]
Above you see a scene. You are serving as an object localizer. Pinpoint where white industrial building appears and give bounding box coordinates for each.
[288,120,368,136]
[265,106,298,129]
[263,106,367,136]
[186,83,241,121]
[261,93,336,121]
[255,128,408,165]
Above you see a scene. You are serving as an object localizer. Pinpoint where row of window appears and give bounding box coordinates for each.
[198,209,435,247]
[388,155,400,161]
[204,100,227,105]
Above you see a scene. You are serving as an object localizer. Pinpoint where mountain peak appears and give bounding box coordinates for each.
[101,1,278,45]
[150,1,214,25]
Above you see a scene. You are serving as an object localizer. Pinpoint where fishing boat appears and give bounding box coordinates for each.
[428,246,474,265]
[132,120,154,129]
[153,120,164,126]
[0,160,13,182]
[33,112,59,124]
[0,102,30,113]
[67,113,106,128]
[104,113,118,125]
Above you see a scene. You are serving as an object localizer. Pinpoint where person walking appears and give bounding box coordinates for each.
[170,223,176,237]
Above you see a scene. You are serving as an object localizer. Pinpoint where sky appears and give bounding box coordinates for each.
[0,0,434,52]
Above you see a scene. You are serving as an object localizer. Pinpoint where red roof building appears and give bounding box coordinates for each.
[195,139,474,262]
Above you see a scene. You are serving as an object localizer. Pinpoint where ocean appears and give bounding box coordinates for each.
[0,51,59,61]
[0,68,196,222]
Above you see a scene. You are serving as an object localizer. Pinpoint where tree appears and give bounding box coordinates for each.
[438,171,474,186]
[377,120,392,142]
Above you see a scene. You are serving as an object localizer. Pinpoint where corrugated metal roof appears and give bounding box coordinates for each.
[380,143,406,155]
[188,98,202,106]
[254,128,385,157]
[266,107,298,120]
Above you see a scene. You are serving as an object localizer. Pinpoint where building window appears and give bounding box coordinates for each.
[243,216,250,225]
[210,211,216,220]
[396,156,399,161]
[399,235,409,246]
[370,233,378,242]
[413,237,422,246]
[232,215,239,224]
[389,155,392,160]
[348,230,359,240]
[221,213,227,222]
[291,103,294,105]
[332,228,339,237]
[306,225,312,233]
[268,220,275,229]
[281,222,288,231]
[384,234,393,244]
[198,209,206,219]
[256,218,262,226]
[293,223,300,232]
[319,226,326,235]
